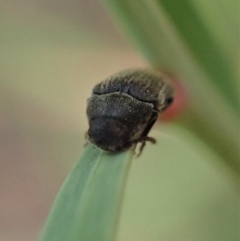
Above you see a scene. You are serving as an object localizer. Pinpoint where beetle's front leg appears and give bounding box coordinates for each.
[134,136,156,157]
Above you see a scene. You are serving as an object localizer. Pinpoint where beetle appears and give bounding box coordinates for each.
[86,69,174,154]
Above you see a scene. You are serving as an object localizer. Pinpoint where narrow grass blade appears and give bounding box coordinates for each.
[38,145,134,241]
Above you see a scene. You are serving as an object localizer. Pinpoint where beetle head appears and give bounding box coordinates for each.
[88,117,132,152]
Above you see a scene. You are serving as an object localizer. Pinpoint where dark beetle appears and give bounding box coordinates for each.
[86,69,174,154]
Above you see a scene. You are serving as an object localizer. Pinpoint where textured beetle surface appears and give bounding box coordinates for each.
[86,69,174,153]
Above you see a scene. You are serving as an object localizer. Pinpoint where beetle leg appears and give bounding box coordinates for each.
[134,136,156,157]
[83,131,89,147]
[143,136,156,143]
[136,141,146,157]
[140,111,158,138]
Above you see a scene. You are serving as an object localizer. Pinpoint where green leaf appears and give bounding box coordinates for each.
[156,0,238,108]
[101,0,239,176]
[38,145,134,241]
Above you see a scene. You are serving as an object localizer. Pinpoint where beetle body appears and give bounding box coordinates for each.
[86,69,174,153]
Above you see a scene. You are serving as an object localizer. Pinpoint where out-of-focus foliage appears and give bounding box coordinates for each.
[103,0,239,175]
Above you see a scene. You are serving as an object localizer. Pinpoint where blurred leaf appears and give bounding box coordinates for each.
[38,145,134,241]
[117,127,239,241]
[102,0,239,176]
[156,0,238,108]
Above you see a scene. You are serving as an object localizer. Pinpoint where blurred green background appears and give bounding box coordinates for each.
[0,1,238,241]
